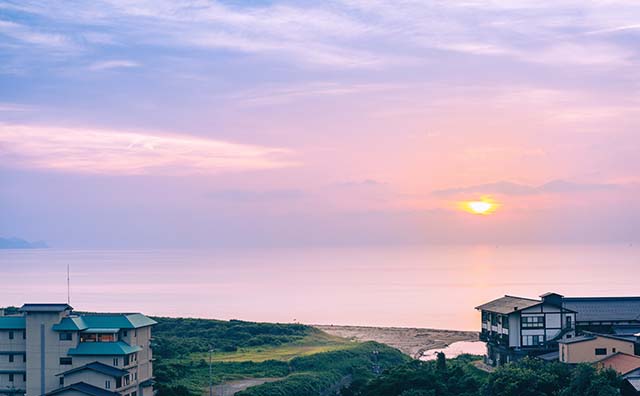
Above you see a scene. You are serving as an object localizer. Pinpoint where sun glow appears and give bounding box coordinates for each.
[459,197,499,215]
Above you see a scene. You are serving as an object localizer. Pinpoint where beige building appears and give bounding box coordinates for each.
[559,333,636,364]
[0,304,156,396]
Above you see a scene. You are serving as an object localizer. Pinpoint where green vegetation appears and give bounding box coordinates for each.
[152,317,407,396]
[345,355,623,396]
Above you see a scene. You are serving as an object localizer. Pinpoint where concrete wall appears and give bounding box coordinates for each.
[64,370,113,390]
[561,336,635,363]
[25,310,73,396]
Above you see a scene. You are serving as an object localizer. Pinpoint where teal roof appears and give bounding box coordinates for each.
[67,341,142,356]
[53,316,88,331]
[52,314,156,332]
[0,316,25,330]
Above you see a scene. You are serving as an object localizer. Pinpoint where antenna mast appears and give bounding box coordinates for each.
[67,264,71,305]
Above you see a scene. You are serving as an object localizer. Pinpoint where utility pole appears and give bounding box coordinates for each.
[209,346,214,396]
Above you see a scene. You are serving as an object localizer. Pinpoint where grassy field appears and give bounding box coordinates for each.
[193,331,355,363]
[151,318,405,396]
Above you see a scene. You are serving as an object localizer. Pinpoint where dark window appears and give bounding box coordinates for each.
[59,332,73,341]
[113,358,119,366]
[9,331,14,340]
[8,354,14,362]
[23,354,26,362]
[105,380,111,389]
[595,348,607,356]
[22,331,25,340]
[23,374,26,382]
[566,315,572,328]
[60,357,73,365]
[502,315,510,329]
[612,348,616,353]
[132,392,137,396]
[59,377,64,386]
[522,316,545,328]
[123,330,128,337]
[9,374,14,382]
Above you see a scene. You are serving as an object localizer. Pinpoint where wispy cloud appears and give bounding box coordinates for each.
[5,0,639,69]
[0,124,295,175]
[432,180,619,197]
[88,60,140,71]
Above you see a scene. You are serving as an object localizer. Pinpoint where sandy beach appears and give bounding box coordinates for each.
[315,325,479,359]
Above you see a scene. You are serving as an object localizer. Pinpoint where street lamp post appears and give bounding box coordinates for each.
[209,346,214,396]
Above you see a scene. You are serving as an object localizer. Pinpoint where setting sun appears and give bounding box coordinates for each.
[459,197,499,215]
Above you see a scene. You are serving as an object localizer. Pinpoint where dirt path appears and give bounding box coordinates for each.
[208,378,284,396]
[315,325,478,359]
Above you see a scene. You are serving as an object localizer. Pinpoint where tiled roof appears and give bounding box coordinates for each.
[67,341,142,356]
[558,332,635,345]
[21,304,72,312]
[597,353,640,376]
[475,295,541,314]
[57,362,128,378]
[537,351,559,361]
[563,297,640,323]
[52,313,156,332]
[626,377,640,392]
[46,382,119,396]
[0,316,25,330]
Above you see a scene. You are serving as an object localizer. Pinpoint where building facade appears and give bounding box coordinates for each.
[559,333,636,363]
[0,304,156,396]
[477,292,640,366]
[476,293,576,365]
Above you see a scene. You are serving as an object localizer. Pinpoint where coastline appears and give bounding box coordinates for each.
[315,324,479,359]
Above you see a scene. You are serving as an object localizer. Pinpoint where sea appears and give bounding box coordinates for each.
[1,244,638,331]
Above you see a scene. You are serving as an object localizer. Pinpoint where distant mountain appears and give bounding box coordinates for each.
[0,237,48,249]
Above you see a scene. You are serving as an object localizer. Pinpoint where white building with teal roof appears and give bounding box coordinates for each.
[0,304,156,396]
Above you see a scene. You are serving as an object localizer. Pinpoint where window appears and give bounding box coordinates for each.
[566,315,572,328]
[595,348,607,356]
[123,330,128,337]
[523,335,545,346]
[23,374,26,382]
[113,358,119,366]
[9,354,14,363]
[60,357,73,365]
[22,331,25,340]
[522,316,545,328]
[502,315,510,329]
[132,392,137,396]
[59,377,64,386]
[9,374,14,382]
[59,332,73,341]
[105,380,111,389]
[23,354,26,362]
[9,331,14,340]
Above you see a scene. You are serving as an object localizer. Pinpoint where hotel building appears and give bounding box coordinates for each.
[0,304,156,396]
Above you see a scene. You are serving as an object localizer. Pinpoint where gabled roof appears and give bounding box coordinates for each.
[558,332,635,345]
[475,295,542,314]
[67,341,142,356]
[626,377,640,392]
[597,353,640,376]
[21,303,72,313]
[57,362,128,378]
[563,297,640,323]
[52,313,156,332]
[46,382,119,396]
[0,316,25,329]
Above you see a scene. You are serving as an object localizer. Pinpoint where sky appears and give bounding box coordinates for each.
[1,0,640,248]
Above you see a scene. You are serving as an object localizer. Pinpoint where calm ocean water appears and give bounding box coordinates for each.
[1,245,638,331]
